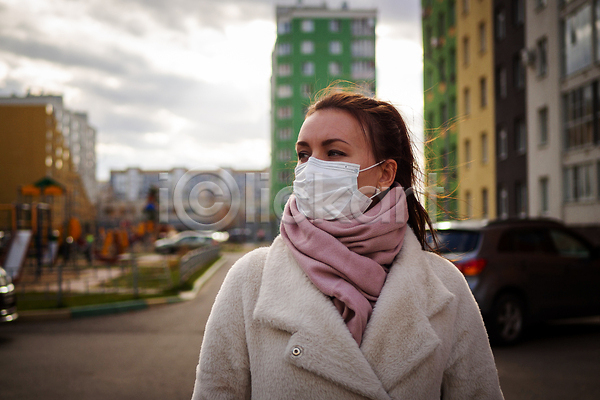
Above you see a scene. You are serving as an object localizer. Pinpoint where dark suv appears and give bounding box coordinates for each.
[429,219,600,345]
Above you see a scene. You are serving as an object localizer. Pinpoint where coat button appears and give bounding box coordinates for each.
[291,346,303,357]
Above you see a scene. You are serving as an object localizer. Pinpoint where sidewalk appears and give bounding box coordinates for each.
[15,255,229,322]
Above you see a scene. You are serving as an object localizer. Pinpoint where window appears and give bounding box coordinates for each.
[513,0,524,25]
[515,181,527,218]
[564,84,594,149]
[515,118,527,154]
[498,229,552,253]
[330,19,340,32]
[479,22,486,53]
[482,188,488,219]
[465,139,471,168]
[538,107,548,145]
[278,170,292,184]
[464,87,471,115]
[499,186,508,219]
[564,4,593,76]
[463,0,470,15]
[351,61,375,79]
[480,77,487,108]
[438,13,446,37]
[439,58,446,82]
[278,64,292,76]
[424,25,433,59]
[495,9,506,40]
[536,0,547,9]
[498,126,508,159]
[513,54,525,89]
[449,0,456,26]
[277,127,292,140]
[537,37,548,76]
[564,163,594,201]
[481,133,488,164]
[277,43,291,56]
[449,47,456,82]
[497,67,507,98]
[351,40,375,57]
[465,191,472,218]
[463,37,470,65]
[330,41,342,54]
[277,106,292,119]
[301,19,314,32]
[549,230,590,258]
[329,61,341,76]
[352,18,375,36]
[277,85,292,98]
[300,83,313,98]
[302,61,314,75]
[539,177,549,214]
[278,149,292,161]
[278,20,291,34]
[301,41,314,54]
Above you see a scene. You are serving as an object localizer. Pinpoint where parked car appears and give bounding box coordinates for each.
[428,218,600,345]
[0,266,18,322]
[154,231,215,254]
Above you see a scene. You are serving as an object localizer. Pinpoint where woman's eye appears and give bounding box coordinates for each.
[297,151,309,161]
[328,150,346,157]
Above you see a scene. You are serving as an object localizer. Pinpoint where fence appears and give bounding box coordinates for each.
[14,243,222,310]
[179,245,221,284]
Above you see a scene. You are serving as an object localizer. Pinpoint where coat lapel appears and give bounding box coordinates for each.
[360,230,455,391]
[254,236,391,400]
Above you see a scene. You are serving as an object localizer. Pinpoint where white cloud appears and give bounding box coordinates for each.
[0,0,425,184]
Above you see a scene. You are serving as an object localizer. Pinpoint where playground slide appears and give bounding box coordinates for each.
[4,230,32,280]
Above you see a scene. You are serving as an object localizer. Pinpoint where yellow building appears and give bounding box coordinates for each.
[456,0,496,220]
[0,104,96,234]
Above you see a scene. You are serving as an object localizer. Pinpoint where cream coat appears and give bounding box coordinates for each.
[192,230,504,399]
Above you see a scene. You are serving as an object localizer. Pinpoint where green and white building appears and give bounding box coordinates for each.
[270,3,377,226]
[421,0,459,220]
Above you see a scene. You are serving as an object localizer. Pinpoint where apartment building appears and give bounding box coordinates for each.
[270,3,377,222]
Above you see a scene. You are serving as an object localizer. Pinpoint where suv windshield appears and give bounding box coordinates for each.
[430,230,481,254]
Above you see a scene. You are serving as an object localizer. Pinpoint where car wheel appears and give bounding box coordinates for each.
[489,293,525,345]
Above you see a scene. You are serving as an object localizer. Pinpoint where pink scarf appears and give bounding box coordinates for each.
[280,185,409,345]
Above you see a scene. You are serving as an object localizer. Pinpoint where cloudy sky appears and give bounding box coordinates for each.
[0,0,424,181]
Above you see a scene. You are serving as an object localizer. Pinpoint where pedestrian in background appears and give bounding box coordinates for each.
[192,89,504,399]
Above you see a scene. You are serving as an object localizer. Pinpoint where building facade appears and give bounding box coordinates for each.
[559,0,600,228]
[422,0,600,239]
[0,103,96,232]
[525,0,562,220]
[494,0,527,219]
[0,94,98,203]
[270,4,377,223]
[456,0,497,220]
[422,0,459,220]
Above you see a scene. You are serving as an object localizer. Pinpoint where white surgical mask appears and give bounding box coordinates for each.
[293,157,384,220]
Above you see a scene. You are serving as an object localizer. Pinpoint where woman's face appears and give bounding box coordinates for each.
[295,108,381,194]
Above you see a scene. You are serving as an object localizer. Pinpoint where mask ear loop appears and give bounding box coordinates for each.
[359,160,386,173]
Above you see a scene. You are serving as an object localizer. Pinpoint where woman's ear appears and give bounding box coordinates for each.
[378,159,397,190]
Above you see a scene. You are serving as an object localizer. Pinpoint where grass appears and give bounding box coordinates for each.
[16,256,222,311]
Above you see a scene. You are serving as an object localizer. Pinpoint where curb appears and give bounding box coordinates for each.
[17,256,229,322]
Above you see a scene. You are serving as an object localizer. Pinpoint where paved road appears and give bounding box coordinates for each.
[0,253,242,400]
[494,317,600,400]
[1,250,599,400]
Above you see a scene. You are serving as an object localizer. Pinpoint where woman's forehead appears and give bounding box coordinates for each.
[298,109,366,145]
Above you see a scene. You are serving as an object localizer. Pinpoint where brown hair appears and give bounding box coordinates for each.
[306,89,436,251]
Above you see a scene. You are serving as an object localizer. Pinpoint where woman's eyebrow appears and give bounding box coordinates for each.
[322,138,350,146]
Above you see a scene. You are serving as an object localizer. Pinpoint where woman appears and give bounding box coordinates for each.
[192,91,504,399]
